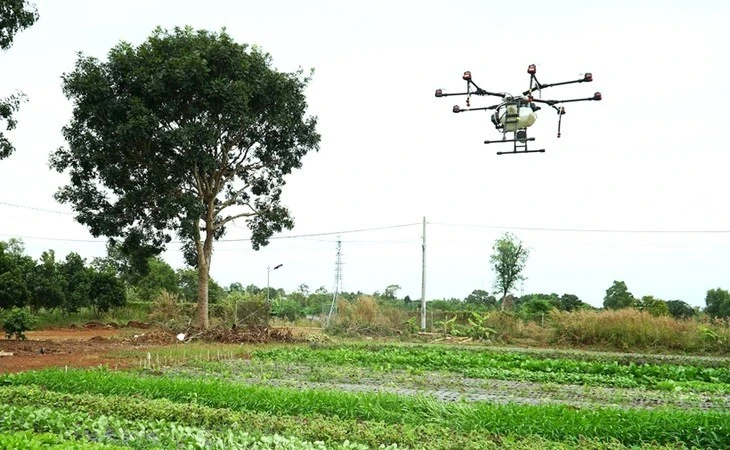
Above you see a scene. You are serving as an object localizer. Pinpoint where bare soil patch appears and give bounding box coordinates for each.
[0,325,150,373]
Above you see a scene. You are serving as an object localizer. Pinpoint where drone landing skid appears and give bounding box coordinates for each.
[496,148,545,155]
[484,133,545,155]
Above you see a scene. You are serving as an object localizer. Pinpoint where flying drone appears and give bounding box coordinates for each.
[434,64,602,155]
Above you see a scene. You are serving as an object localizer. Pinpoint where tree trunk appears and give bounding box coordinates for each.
[195,228,215,329]
[196,254,210,329]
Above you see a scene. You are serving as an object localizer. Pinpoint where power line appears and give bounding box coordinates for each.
[430,222,730,234]
[4,197,729,235]
[0,200,73,215]
[218,222,420,242]
[0,222,421,245]
[0,233,101,243]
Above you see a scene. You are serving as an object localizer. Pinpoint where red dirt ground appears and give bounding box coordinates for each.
[0,327,152,373]
[0,324,314,373]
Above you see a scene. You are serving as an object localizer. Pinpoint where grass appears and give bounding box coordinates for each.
[549,309,730,354]
[29,305,150,329]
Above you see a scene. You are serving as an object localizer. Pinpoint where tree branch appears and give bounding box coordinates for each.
[213,182,254,215]
[214,211,256,230]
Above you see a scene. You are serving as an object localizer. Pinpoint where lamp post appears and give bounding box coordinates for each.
[267,263,283,304]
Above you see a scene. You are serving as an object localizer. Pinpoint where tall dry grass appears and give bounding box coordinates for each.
[330,295,410,336]
[549,308,730,353]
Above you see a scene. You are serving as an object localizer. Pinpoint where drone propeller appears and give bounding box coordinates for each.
[435,71,508,108]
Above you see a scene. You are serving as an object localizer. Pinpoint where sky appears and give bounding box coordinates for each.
[1,0,729,308]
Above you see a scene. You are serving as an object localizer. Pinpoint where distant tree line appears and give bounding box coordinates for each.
[0,238,125,314]
[2,238,729,324]
[602,279,724,320]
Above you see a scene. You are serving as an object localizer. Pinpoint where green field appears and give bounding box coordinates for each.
[1,341,728,449]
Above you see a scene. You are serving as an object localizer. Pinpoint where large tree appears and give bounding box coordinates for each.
[464,289,497,308]
[603,280,635,310]
[50,26,320,328]
[1,0,39,159]
[665,299,695,320]
[705,288,730,319]
[489,232,529,310]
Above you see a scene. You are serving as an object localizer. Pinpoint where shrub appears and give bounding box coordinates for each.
[148,290,194,332]
[2,307,37,340]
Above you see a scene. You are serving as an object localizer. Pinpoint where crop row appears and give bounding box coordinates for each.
[0,402,394,450]
[0,431,126,449]
[167,360,730,411]
[2,368,728,448]
[250,345,730,390]
[0,384,698,450]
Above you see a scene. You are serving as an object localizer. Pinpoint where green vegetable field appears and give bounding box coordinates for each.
[1,341,728,449]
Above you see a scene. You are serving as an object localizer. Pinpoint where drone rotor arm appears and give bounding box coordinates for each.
[435,90,471,98]
[467,80,507,98]
[530,92,601,106]
[522,73,594,96]
[435,89,506,99]
[452,104,500,113]
[546,94,602,105]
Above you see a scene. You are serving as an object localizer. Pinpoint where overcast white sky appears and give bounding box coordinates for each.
[1,0,729,307]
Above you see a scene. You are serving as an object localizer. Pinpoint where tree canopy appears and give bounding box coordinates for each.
[1,0,39,160]
[603,280,635,310]
[705,288,730,319]
[49,26,321,328]
[489,232,529,310]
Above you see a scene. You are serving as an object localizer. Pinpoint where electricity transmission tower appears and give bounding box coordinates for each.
[325,237,343,327]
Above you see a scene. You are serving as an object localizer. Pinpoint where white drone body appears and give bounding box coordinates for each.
[494,101,538,132]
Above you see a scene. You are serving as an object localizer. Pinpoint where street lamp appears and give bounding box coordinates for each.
[267,263,283,304]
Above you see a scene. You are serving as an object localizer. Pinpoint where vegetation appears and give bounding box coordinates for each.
[0,0,39,160]
[2,348,729,449]
[0,239,126,318]
[2,307,36,339]
[3,234,729,356]
[50,26,321,328]
[251,343,730,391]
[490,232,530,310]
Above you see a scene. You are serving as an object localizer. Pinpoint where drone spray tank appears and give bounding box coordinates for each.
[493,96,538,132]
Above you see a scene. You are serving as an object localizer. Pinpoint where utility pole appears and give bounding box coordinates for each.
[421,216,427,331]
[326,236,343,327]
[267,263,283,305]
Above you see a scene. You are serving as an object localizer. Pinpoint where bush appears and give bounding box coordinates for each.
[148,290,194,333]
[2,308,37,340]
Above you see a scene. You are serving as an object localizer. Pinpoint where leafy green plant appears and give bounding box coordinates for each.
[0,402,396,449]
[466,312,496,340]
[434,315,457,336]
[250,344,730,392]
[2,307,37,339]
